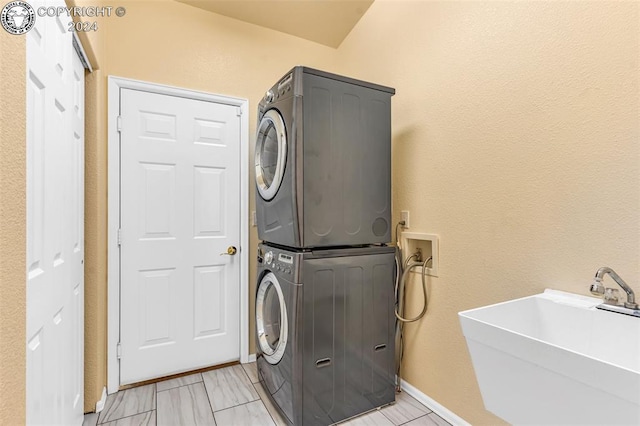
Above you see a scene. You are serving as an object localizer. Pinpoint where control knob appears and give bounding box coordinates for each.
[264,251,274,264]
[264,90,274,103]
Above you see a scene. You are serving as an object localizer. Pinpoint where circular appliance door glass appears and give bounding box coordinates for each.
[255,109,287,201]
[256,272,288,364]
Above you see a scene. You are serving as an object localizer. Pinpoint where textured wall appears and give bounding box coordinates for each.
[336,1,639,424]
[84,68,109,412]
[80,1,108,410]
[0,33,27,424]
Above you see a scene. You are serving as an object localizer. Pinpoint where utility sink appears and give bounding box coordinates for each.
[459,290,640,425]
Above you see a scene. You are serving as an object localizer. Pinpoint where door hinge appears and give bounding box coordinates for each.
[117,228,122,246]
[236,106,242,117]
[117,342,122,359]
[116,115,122,132]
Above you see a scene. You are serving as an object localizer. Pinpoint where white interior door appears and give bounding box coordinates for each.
[26,1,85,424]
[119,88,241,384]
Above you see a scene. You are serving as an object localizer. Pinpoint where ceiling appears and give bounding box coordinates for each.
[175,0,374,48]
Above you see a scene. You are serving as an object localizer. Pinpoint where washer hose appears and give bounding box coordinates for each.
[394,229,432,391]
[395,256,431,323]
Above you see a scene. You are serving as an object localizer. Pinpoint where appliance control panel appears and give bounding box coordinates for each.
[277,73,293,97]
[262,73,293,105]
[263,250,293,275]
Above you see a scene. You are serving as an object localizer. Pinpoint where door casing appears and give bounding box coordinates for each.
[107,76,250,393]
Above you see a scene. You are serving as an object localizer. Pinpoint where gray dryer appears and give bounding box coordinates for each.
[255,67,395,248]
[255,243,396,425]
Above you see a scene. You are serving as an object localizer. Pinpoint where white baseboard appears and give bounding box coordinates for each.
[95,386,108,412]
[245,353,256,363]
[400,379,471,426]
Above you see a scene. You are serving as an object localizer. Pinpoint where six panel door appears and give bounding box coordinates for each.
[119,89,241,384]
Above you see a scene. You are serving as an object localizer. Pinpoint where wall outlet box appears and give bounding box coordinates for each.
[401,232,439,277]
[401,210,410,228]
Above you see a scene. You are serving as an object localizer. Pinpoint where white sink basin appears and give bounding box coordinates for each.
[459,289,640,425]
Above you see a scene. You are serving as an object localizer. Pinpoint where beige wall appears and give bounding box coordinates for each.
[0,33,27,424]
[336,1,639,424]
[69,0,111,412]
[84,68,110,412]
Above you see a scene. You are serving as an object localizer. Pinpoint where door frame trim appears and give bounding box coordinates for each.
[107,76,250,393]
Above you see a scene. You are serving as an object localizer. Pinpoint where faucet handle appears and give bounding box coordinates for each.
[603,288,620,305]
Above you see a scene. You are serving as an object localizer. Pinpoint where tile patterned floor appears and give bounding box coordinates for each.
[83,363,451,426]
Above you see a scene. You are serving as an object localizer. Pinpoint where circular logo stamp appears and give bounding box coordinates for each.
[1,1,35,35]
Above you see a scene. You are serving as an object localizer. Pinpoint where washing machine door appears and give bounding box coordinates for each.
[256,272,288,364]
[255,109,287,201]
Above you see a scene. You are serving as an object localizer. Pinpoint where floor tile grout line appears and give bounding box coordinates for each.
[397,413,429,426]
[400,412,452,426]
[155,380,213,424]
[156,377,204,394]
[241,363,260,384]
[203,364,260,414]
[212,397,263,415]
[428,412,452,426]
[379,408,397,425]
[211,395,261,414]
[245,363,280,426]
[178,380,214,425]
[252,382,279,426]
[201,369,218,423]
[152,383,157,410]
[254,398,278,426]
[379,401,433,426]
[239,362,257,386]
[97,409,156,425]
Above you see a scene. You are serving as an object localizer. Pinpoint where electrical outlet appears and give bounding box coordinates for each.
[401,210,410,228]
[251,211,257,227]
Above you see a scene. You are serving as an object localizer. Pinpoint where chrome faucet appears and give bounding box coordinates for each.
[590,267,638,310]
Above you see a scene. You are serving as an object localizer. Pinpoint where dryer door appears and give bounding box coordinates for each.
[256,272,288,364]
[255,109,287,201]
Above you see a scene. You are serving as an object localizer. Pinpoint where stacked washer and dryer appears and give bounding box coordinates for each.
[254,66,396,425]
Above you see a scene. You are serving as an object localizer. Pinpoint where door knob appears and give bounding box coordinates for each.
[220,246,237,256]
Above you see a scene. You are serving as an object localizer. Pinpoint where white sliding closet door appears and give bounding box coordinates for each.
[26,1,85,423]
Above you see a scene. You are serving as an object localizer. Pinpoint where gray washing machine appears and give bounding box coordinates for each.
[255,67,395,248]
[255,243,396,425]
